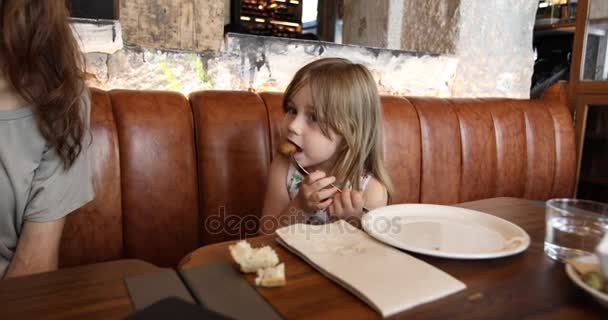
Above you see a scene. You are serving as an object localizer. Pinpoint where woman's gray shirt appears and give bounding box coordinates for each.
[0,94,94,277]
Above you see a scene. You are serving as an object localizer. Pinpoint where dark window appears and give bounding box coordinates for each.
[227,0,306,39]
[68,0,117,20]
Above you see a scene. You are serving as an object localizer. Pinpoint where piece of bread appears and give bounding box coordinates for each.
[278,142,297,156]
[229,240,279,273]
[229,240,252,257]
[255,263,286,287]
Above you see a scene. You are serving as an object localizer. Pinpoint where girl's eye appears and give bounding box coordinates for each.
[308,113,317,122]
[286,106,297,115]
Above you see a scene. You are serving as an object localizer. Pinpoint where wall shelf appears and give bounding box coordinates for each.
[535,22,576,32]
[571,0,608,203]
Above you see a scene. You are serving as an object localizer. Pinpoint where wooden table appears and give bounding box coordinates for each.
[0,259,160,320]
[180,197,605,319]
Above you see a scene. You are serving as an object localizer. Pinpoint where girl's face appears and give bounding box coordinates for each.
[283,84,342,172]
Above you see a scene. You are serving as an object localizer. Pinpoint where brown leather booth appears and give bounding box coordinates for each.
[59,87,576,268]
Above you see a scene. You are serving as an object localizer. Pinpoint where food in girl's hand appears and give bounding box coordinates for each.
[229,240,280,273]
[279,142,297,156]
[255,263,286,287]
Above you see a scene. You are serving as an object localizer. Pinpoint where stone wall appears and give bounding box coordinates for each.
[78,0,538,99]
[342,0,391,49]
[400,0,459,55]
[453,0,538,98]
[120,0,224,51]
[590,0,608,20]
[85,33,457,97]
[342,0,538,99]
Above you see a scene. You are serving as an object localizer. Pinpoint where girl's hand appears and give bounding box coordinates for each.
[328,189,365,225]
[294,171,339,213]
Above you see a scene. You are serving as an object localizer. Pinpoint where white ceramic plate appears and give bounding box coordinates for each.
[565,255,608,308]
[361,204,530,259]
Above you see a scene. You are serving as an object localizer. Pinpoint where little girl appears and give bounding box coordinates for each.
[261,58,392,233]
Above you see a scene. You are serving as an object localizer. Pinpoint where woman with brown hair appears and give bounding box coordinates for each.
[0,1,94,278]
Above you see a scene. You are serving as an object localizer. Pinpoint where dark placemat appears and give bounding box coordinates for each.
[125,268,195,310]
[179,262,283,320]
[126,297,231,320]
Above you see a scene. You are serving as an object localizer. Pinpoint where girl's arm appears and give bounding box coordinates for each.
[329,177,388,226]
[362,177,389,209]
[3,218,66,279]
[260,156,337,234]
[260,155,301,235]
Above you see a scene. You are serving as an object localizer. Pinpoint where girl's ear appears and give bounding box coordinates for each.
[328,127,344,142]
[333,137,348,158]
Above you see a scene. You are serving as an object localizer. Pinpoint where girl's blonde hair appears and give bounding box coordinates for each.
[283,57,393,197]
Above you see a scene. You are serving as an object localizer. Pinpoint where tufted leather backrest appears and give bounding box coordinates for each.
[60,86,575,267]
[60,89,123,267]
[403,97,576,203]
[61,89,199,268]
[110,90,199,267]
[191,91,271,245]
